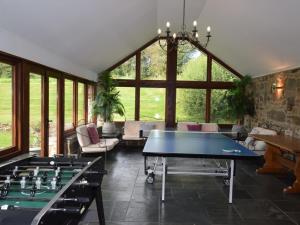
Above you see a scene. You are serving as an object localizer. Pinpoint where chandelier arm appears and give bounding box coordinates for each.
[204,35,211,48]
[157,0,211,52]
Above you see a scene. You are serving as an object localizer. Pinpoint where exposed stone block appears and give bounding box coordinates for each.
[248,67,300,138]
[287,79,297,90]
[267,110,285,122]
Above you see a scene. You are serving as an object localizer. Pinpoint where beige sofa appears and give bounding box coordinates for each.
[76,123,119,154]
[243,127,277,155]
[122,120,165,140]
[177,122,219,132]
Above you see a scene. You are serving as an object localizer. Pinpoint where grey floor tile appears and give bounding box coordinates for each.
[79,148,298,225]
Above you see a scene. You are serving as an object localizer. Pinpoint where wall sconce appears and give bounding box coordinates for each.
[271,82,284,93]
[271,78,284,98]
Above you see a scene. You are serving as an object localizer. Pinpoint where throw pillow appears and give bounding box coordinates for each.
[187,124,202,131]
[87,126,100,144]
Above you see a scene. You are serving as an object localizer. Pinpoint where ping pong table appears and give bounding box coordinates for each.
[142,130,258,203]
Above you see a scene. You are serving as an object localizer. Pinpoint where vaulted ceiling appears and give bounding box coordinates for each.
[0,0,299,81]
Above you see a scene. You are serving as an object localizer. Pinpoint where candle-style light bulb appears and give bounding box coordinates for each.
[172,33,177,39]
[166,21,170,28]
[193,20,197,27]
[207,26,211,33]
[157,28,162,35]
[195,32,199,38]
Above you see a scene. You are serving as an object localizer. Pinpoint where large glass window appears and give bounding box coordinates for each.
[109,39,240,125]
[64,79,74,130]
[211,89,236,124]
[77,83,85,125]
[0,62,13,150]
[140,88,165,121]
[111,56,136,80]
[29,73,42,151]
[87,85,94,123]
[176,89,206,122]
[114,87,135,121]
[141,41,167,80]
[212,60,236,82]
[177,43,207,81]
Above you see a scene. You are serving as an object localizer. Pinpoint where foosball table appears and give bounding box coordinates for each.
[0,155,106,225]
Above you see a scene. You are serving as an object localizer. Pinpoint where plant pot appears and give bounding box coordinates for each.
[102,122,116,134]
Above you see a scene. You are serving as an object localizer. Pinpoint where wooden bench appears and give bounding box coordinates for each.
[252,134,300,193]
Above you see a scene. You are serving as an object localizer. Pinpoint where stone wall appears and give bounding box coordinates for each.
[245,67,300,138]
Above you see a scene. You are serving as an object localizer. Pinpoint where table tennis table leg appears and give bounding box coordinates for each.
[229,159,234,204]
[162,157,166,201]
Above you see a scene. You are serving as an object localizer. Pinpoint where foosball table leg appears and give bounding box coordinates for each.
[95,186,106,225]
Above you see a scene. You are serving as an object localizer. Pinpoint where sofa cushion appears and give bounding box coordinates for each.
[243,127,277,154]
[81,138,119,153]
[187,124,202,131]
[122,135,144,141]
[200,123,219,132]
[87,126,100,144]
[254,140,267,151]
[177,122,198,131]
[124,121,141,137]
[76,125,91,147]
[244,137,255,146]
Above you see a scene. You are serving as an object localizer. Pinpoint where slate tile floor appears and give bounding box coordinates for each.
[80,147,300,225]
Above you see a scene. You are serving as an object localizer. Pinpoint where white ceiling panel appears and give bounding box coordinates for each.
[0,0,299,79]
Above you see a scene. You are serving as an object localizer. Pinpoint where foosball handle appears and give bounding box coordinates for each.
[49,207,81,214]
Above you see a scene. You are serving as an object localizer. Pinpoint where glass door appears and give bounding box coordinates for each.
[48,76,58,156]
[29,73,42,153]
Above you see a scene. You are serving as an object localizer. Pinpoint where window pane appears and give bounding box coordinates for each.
[177,42,207,81]
[48,77,58,156]
[77,83,85,125]
[111,56,136,79]
[140,88,165,121]
[87,85,94,123]
[212,60,237,81]
[176,89,206,122]
[0,62,13,150]
[114,87,135,121]
[211,89,236,124]
[141,41,167,80]
[64,79,74,130]
[29,73,42,151]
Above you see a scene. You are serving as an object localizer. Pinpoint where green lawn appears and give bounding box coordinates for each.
[0,78,234,149]
[0,77,13,149]
[0,76,74,150]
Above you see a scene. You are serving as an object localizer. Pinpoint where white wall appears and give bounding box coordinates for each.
[0,27,97,81]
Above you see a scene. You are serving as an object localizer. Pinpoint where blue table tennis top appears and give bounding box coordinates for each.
[143,130,258,159]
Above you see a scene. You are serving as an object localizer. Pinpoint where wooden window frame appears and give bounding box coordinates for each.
[108,38,241,127]
[0,51,96,160]
[0,57,19,158]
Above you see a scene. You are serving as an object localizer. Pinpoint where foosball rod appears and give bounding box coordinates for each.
[7,166,84,170]
[0,186,63,192]
[0,196,90,203]
[0,195,51,202]
[0,180,68,186]
[28,161,89,166]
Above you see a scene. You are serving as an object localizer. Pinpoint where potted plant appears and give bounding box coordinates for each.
[218,75,255,131]
[92,71,125,134]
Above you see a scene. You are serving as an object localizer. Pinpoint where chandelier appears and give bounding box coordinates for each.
[157,0,212,51]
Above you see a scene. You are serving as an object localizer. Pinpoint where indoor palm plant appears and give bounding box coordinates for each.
[92,71,125,133]
[218,75,255,126]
